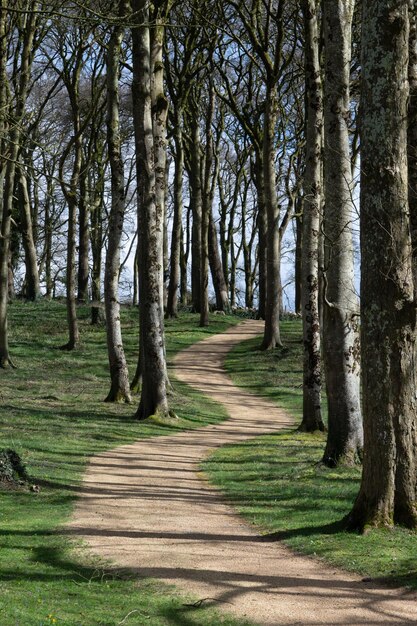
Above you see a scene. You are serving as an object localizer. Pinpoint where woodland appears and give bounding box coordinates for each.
[1,0,417,624]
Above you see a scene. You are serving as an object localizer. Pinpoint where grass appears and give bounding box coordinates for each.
[223,321,304,420]
[203,320,417,589]
[0,300,253,626]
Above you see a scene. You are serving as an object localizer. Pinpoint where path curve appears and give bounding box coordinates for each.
[68,320,417,625]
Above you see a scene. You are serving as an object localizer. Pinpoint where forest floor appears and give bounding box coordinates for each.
[69,320,417,626]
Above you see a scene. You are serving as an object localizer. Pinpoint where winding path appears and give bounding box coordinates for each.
[68,320,417,625]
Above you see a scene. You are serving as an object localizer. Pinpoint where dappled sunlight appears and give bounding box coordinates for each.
[67,320,417,625]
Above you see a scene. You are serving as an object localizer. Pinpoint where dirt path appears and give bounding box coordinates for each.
[68,320,417,625]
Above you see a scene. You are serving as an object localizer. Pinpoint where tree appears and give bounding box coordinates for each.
[132,0,173,420]
[0,0,40,367]
[321,0,362,466]
[347,0,417,531]
[298,0,325,432]
[104,0,131,403]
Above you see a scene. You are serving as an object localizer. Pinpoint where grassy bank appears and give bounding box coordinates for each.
[203,321,417,588]
[0,300,251,626]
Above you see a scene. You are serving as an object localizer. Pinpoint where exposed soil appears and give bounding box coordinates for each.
[68,320,417,625]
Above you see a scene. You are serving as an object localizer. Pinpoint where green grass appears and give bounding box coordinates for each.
[203,320,417,589]
[0,300,253,626]
[223,321,304,420]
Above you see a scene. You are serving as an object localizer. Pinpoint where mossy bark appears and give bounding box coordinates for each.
[347,0,417,532]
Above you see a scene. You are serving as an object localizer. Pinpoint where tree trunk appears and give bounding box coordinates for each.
[255,152,267,320]
[321,0,362,466]
[90,196,103,306]
[208,211,229,312]
[261,83,282,349]
[43,180,53,299]
[347,0,417,531]
[166,116,183,319]
[0,0,38,367]
[62,193,80,350]
[294,204,303,315]
[190,115,202,314]
[200,84,216,327]
[17,166,40,301]
[77,166,90,303]
[132,0,172,420]
[104,0,131,404]
[409,0,417,285]
[180,220,188,305]
[299,0,325,432]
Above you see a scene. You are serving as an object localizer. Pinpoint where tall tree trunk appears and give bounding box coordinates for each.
[255,152,267,320]
[17,166,40,301]
[166,114,183,318]
[208,211,229,312]
[0,0,38,367]
[294,205,303,315]
[132,0,173,420]
[347,0,417,531]
[104,0,131,404]
[409,0,417,285]
[261,83,282,349]
[59,57,83,351]
[44,180,53,299]
[77,166,90,303]
[200,84,215,327]
[132,244,139,306]
[321,0,362,466]
[180,220,188,304]
[299,0,325,432]
[61,192,80,350]
[190,115,202,313]
[90,195,103,305]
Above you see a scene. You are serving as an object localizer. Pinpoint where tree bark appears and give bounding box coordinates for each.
[321,0,362,466]
[200,84,216,327]
[261,84,282,349]
[166,114,183,318]
[17,165,40,301]
[77,166,90,303]
[347,0,417,531]
[0,0,38,367]
[189,114,202,314]
[254,153,267,320]
[409,0,417,285]
[208,211,229,312]
[299,0,325,432]
[132,0,173,420]
[104,0,131,404]
[294,205,303,315]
